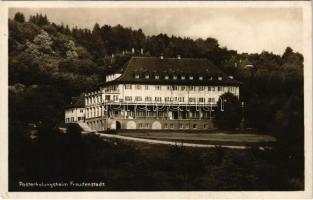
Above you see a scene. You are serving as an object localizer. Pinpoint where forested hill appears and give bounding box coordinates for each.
[9,12,303,137]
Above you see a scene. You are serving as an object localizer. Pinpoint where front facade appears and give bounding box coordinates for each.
[82,57,241,131]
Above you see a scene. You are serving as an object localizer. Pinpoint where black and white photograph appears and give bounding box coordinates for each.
[1,1,312,198]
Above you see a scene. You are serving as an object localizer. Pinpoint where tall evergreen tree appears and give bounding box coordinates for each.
[214,92,242,130]
[14,12,25,23]
[91,23,106,63]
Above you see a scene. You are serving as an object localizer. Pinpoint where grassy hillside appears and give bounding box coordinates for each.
[9,133,304,191]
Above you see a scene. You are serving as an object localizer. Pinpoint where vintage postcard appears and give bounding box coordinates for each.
[0,1,312,199]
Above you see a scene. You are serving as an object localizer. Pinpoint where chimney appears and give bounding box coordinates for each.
[177,55,181,59]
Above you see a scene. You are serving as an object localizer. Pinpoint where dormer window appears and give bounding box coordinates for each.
[181,76,185,80]
[189,76,194,80]
[145,74,150,79]
[199,76,203,80]
[135,74,140,79]
[218,76,223,81]
[165,75,169,80]
[155,75,159,79]
[173,75,177,80]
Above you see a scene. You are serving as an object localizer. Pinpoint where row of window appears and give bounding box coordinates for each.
[92,95,219,104]
[124,96,216,103]
[136,123,209,129]
[65,117,75,123]
[134,74,223,81]
[164,123,188,129]
[86,121,208,130]
[86,86,238,105]
[105,95,119,102]
[138,123,150,128]
[125,84,236,92]
[65,117,85,123]
[86,95,102,105]
[105,85,119,92]
[85,108,214,119]
[86,107,103,118]
[67,109,84,113]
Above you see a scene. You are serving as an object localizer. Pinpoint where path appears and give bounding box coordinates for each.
[95,132,271,150]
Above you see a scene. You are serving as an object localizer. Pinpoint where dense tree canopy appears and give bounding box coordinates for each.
[14,12,25,23]
[29,14,50,26]
[214,92,242,130]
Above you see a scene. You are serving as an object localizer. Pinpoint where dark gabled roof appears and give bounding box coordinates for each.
[105,64,125,75]
[102,57,241,86]
[65,93,85,109]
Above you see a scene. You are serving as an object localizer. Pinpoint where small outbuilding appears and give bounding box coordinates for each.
[64,94,85,123]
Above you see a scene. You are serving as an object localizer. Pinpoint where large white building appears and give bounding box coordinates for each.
[67,56,241,131]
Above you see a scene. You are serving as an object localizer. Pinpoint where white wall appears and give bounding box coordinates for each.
[85,91,104,119]
[84,83,240,119]
[102,84,239,105]
[106,73,122,82]
[65,107,85,123]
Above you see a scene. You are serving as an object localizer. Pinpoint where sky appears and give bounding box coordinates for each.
[9,7,303,55]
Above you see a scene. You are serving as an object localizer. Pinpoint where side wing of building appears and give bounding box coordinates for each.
[64,94,86,123]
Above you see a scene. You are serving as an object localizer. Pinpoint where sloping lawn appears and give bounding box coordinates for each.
[119,131,276,146]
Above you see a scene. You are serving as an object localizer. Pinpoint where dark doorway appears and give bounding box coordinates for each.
[173,111,178,119]
[181,111,187,119]
[116,121,121,130]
